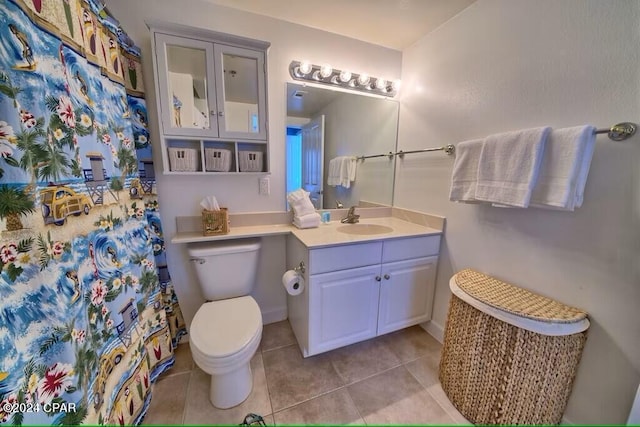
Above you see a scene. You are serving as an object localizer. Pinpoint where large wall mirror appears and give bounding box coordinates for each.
[285,83,399,210]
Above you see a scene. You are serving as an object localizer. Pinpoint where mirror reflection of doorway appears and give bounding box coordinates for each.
[286,127,302,207]
[286,115,325,210]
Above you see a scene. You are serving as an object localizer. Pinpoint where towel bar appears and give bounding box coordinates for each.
[594,122,636,141]
[356,122,636,161]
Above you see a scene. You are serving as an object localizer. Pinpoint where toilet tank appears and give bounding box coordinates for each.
[188,238,261,300]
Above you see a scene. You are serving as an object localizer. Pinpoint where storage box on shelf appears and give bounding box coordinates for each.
[168,147,199,172]
[205,148,232,172]
[239,150,263,172]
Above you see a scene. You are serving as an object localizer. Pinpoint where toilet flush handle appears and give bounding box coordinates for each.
[190,258,205,264]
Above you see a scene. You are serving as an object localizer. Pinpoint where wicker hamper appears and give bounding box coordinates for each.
[439,269,589,425]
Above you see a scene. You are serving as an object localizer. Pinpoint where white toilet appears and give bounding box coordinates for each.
[187,238,263,409]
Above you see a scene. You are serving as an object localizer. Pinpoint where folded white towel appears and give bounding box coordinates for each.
[449,139,484,203]
[530,125,596,210]
[328,156,356,188]
[287,189,316,217]
[475,127,551,208]
[293,212,321,229]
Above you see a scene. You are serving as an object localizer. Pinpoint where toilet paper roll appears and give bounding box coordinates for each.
[282,269,304,296]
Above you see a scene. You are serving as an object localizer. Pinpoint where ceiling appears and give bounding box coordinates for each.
[204,0,476,50]
[286,83,346,118]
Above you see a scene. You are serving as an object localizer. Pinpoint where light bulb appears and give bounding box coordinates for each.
[375,78,387,90]
[391,80,401,92]
[339,70,352,83]
[298,61,312,75]
[319,64,333,79]
[357,73,370,86]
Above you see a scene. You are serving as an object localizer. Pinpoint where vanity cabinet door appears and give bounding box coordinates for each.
[308,265,381,356]
[154,33,218,138]
[213,44,267,140]
[377,256,438,335]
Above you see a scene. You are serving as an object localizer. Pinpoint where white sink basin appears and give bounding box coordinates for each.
[336,224,394,235]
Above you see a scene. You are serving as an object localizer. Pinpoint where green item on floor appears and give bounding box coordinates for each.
[240,413,266,426]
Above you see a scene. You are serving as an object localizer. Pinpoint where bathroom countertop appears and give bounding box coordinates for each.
[171,223,293,244]
[290,216,441,249]
[171,216,440,248]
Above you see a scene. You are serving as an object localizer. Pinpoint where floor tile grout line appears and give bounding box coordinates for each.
[424,384,465,425]
[270,384,348,416]
[157,367,194,380]
[268,363,411,416]
[331,359,404,388]
[257,351,276,422]
[343,383,368,425]
[261,341,297,353]
[180,368,194,425]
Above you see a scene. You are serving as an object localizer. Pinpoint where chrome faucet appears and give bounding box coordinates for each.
[336,200,344,209]
[341,206,360,224]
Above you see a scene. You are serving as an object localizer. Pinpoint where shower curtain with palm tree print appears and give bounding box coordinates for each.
[0,0,186,424]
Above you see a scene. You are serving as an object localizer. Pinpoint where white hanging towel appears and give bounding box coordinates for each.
[530,125,596,211]
[449,139,484,203]
[327,156,357,188]
[327,157,341,187]
[475,127,551,208]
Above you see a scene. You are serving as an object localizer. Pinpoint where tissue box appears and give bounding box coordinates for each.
[202,208,229,236]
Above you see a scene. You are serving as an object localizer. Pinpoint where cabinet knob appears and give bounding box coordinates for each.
[375,276,381,282]
[210,110,216,116]
[384,274,390,280]
[218,111,225,117]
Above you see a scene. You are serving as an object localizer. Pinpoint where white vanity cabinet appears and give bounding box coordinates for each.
[287,234,440,357]
[149,22,270,174]
[310,264,382,355]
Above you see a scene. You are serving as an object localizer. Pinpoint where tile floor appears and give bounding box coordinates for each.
[142,321,470,425]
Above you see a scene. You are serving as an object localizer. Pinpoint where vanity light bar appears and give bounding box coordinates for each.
[289,60,399,97]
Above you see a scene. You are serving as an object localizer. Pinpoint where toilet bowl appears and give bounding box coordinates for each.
[190,296,262,408]
[187,239,262,409]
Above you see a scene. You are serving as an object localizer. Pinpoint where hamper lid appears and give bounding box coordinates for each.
[450,269,589,336]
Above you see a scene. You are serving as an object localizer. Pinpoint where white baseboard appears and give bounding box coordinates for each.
[420,320,445,343]
[262,306,287,325]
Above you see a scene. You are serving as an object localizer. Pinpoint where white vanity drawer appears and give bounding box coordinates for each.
[382,235,441,263]
[309,242,383,275]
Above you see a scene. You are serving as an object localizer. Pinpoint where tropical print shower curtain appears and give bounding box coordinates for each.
[0,0,186,424]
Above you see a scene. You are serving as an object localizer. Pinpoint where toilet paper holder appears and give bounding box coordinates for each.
[294,261,305,274]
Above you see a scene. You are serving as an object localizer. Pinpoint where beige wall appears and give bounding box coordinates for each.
[394,0,640,423]
[106,0,401,327]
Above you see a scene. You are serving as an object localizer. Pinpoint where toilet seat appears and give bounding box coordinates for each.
[190,296,262,371]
